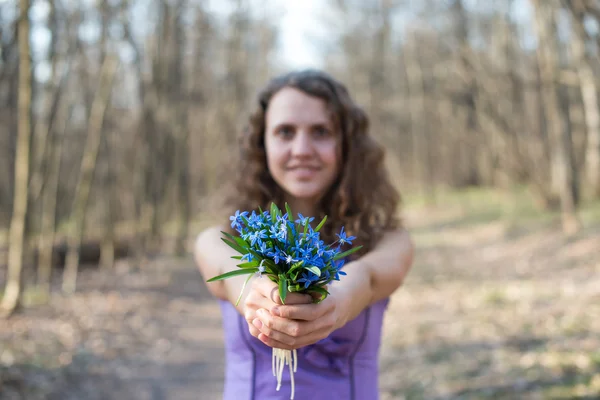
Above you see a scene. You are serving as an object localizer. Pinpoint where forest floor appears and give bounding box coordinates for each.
[1,188,599,400]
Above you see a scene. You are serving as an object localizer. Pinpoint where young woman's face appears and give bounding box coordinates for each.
[264,87,341,206]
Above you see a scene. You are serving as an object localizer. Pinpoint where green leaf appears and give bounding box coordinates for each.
[308,286,330,303]
[288,260,305,275]
[221,231,249,251]
[285,202,293,220]
[304,266,322,277]
[233,236,249,249]
[332,245,363,260]
[235,273,255,306]
[278,276,288,304]
[231,255,243,260]
[221,231,238,241]
[240,215,250,226]
[314,215,327,232]
[290,270,300,281]
[262,258,279,274]
[237,260,260,269]
[220,237,245,254]
[206,268,258,282]
[287,224,294,244]
[288,284,302,292]
[270,202,279,224]
[248,248,263,261]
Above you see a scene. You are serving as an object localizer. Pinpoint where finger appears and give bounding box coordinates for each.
[245,294,305,326]
[268,287,313,305]
[254,310,306,344]
[257,332,295,350]
[274,302,331,321]
[255,309,334,347]
[254,317,302,347]
[257,322,330,350]
[252,277,311,305]
[248,323,261,339]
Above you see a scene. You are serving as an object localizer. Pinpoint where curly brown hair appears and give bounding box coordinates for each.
[225,69,401,256]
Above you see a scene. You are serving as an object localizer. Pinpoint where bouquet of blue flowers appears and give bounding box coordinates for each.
[207,202,361,399]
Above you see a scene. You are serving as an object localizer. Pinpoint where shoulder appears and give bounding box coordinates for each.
[376,227,413,248]
[195,225,228,251]
[367,227,414,263]
[194,225,231,299]
[194,224,232,273]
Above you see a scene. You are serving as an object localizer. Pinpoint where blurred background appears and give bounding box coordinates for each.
[1,0,599,399]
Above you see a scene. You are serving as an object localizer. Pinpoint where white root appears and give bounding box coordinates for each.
[272,348,298,399]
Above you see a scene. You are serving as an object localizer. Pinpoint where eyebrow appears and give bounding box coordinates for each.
[269,120,333,129]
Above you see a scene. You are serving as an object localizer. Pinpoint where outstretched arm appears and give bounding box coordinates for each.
[331,227,415,324]
[194,226,245,311]
[250,227,415,350]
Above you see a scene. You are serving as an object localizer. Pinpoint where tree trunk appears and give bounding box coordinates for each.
[1,0,32,316]
[62,55,118,293]
[404,34,435,204]
[452,0,480,187]
[531,0,581,234]
[100,126,116,270]
[568,1,600,198]
[37,70,70,297]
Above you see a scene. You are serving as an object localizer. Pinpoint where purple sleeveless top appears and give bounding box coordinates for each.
[218,297,390,400]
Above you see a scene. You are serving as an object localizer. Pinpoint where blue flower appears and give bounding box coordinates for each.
[336,227,356,246]
[297,272,318,289]
[247,211,262,229]
[259,241,269,255]
[295,213,315,226]
[248,229,267,246]
[221,203,360,305]
[334,270,347,280]
[230,210,249,230]
[282,251,297,265]
[267,248,283,264]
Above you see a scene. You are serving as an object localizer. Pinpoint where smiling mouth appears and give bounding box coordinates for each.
[287,167,320,178]
[287,166,320,171]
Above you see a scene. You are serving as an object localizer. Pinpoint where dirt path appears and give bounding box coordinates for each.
[2,202,599,399]
[1,258,227,400]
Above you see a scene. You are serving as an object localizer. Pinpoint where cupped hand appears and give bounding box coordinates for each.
[246,279,347,350]
[244,276,313,347]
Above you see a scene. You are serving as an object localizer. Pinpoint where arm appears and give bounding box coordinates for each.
[194,225,249,313]
[251,227,415,350]
[332,227,415,326]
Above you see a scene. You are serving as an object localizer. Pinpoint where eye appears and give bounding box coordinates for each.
[275,125,294,139]
[313,126,331,138]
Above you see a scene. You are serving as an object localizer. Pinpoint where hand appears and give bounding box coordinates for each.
[250,287,348,351]
[244,277,313,347]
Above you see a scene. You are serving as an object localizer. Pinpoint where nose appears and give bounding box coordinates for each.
[291,131,314,157]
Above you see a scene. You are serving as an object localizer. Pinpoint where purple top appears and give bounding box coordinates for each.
[218,297,390,400]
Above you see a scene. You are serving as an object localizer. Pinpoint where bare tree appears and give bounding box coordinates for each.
[404,29,436,204]
[62,55,119,294]
[566,0,600,198]
[1,0,32,316]
[531,0,581,234]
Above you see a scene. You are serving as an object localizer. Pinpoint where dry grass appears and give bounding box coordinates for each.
[379,188,600,399]
[0,187,598,399]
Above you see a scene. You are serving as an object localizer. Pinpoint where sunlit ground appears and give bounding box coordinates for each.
[1,187,599,399]
[380,187,600,399]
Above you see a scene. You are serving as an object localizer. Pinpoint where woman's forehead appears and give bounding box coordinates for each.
[266,87,333,126]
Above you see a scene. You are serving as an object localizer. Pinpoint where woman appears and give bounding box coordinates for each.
[195,70,414,400]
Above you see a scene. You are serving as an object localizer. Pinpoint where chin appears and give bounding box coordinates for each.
[284,184,327,202]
